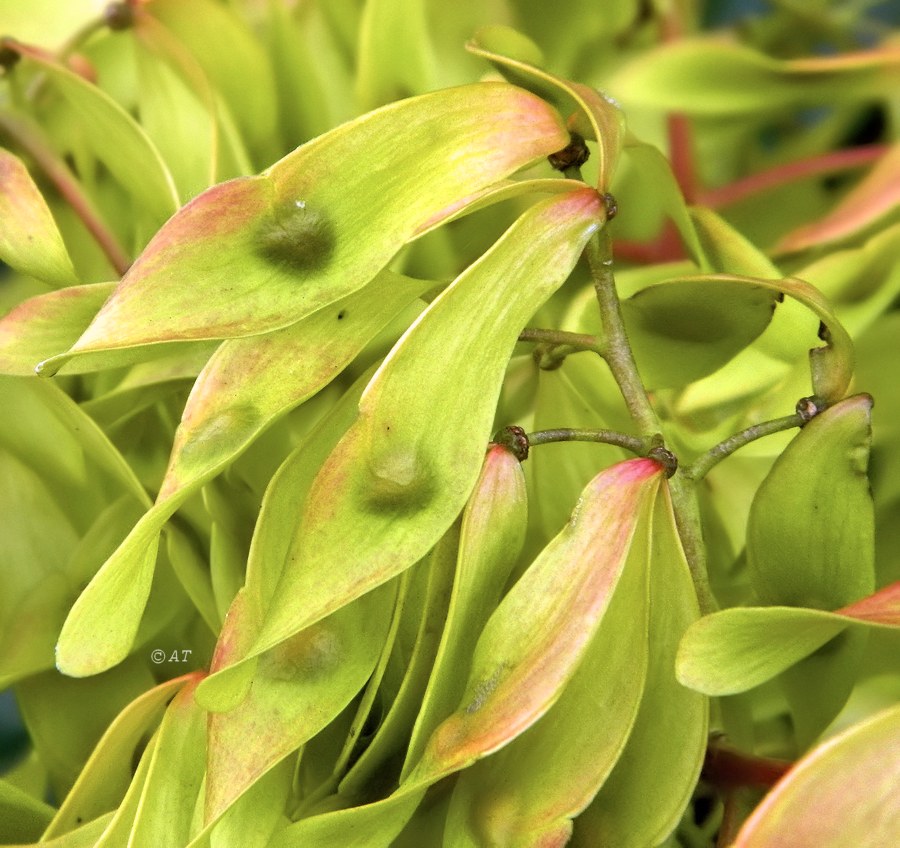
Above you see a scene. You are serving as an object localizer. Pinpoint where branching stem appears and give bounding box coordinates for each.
[583,225,720,611]
[585,229,661,439]
[686,414,805,481]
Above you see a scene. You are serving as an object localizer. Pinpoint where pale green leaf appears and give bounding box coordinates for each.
[527,352,634,545]
[133,35,216,200]
[196,370,375,713]
[690,207,781,278]
[0,451,79,686]
[148,0,279,157]
[677,582,900,696]
[14,659,153,799]
[208,758,293,848]
[0,375,150,512]
[573,488,707,848]
[621,278,777,389]
[733,704,900,847]
[468,28,624,190]
[357,0,436,109]
[55,274,425,678]
[410,458,662,780]
[42,675,188,839]
[55,542,158,678]
[443,486,651,845]
[653,273,854,406]
[92,733,157,848]
[0,147,78,286]
[402,445,528,777]
[0,779,54,843]
[612,142,704,259]
[676,607,849,696]
[127,675,207,848]
[338,531,458,799]
[268,789,426,848]
[49,82,569,360]
[748,395,875,610]
[0,0,100,50]
[611,38,900,115]
[248,189,604,665]
[204,586,394,827]
[0,283,114,376]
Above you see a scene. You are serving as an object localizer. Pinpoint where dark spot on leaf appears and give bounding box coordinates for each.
[257,201,336,273]
[337,310,346,320]
[365,446,434,513]
[775,291,785,303]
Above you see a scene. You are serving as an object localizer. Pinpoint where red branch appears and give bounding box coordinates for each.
[703,743,793,790]
[698,144,889,209]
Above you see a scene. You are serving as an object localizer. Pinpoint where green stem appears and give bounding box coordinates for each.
[583,224,718,612]
[585,229,661,439]
[527,428,645,455]
[667,474,718,614]
[0,111,130,275]
[686,413,804,481]
[518,327,603,354]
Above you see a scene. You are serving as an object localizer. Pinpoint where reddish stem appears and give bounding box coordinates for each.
[668,112,698,203]
[717,790,741,848]
[698,144,889,209]
[0,112,130,276]
[703,743,792,790]
[614,221,686,264]
[658,4,699,202]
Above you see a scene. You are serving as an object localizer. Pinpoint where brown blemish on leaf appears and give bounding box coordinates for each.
[258,624,342,682]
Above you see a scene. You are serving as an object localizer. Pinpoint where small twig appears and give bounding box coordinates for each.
[526,428,645,455]
[518,327,603,354]
[685,413,805,482]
